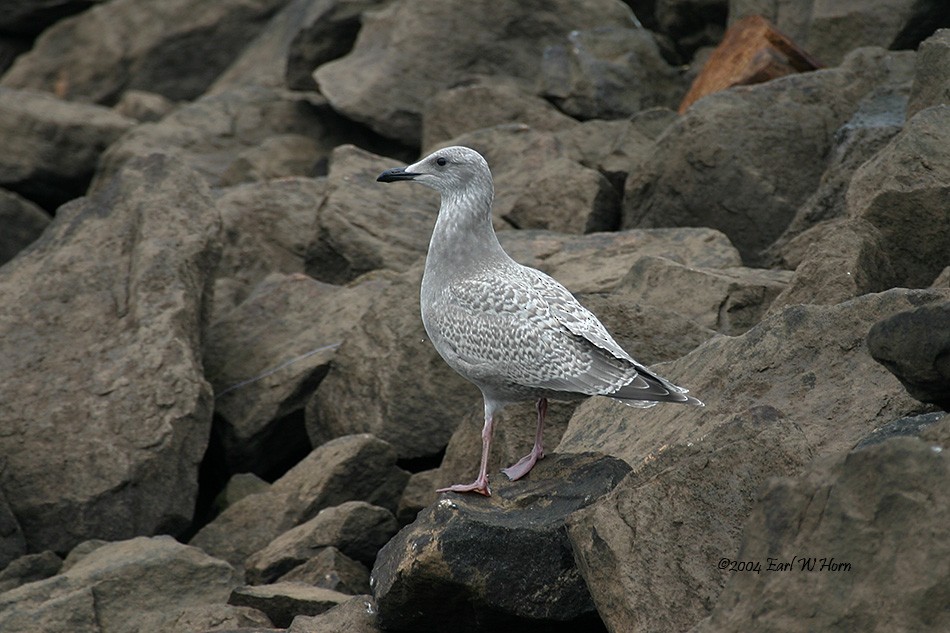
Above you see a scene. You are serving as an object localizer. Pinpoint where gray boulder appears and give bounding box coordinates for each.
[611,256,791,335]
[0,536,241,633]
[624,48,915,265]
[0,488,25,570]
[540,26,684,119]
[691,430,950,632]
[165,604,274,633]
[422,78,576,151]
[768,86,908,262]
[94,86,372,189]
[772,104,950,309]
[206,272,387,474]
[845,104,950,287]
[909,28,950,117]
[214,177,327,315]
[768,218,896,311]
[559,288,947,633]
[0,155,220,553]
[313,0,637,144]
[0,0,287,103]
[211,0,385,93]
[0,551,62,593]
[0,88,133,210]
[868,301,950,409]
[372,452,631,631]
[498,226,742,293]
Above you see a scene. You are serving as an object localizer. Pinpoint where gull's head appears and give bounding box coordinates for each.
[377,146,491,197]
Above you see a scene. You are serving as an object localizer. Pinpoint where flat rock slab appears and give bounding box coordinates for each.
[229,582,351,628]
[371,452,631,631]
[246,502,398,584]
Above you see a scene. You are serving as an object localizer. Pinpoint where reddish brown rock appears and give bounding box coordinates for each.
[680,15,821,113]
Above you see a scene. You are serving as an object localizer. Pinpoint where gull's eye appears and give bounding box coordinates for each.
[436,157,447,167]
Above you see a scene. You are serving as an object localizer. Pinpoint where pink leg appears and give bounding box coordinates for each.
[501,398,547,481]
[438,401,496,496]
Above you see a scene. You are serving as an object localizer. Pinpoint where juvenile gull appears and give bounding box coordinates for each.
[378,146,702,496]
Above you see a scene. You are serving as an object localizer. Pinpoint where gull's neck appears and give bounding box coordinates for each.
[425,179,511,280]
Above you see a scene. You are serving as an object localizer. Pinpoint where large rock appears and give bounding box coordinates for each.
[0,188,49,266]
[540,26,684,119]
[206,272,388,474]
[0,551,61,593]
[568,412,807,633]
[190,434,408,570]
[559,288,947,633]
[94,86,368,189]
[211,0,385,93]
[313,0,637,145]
[908,28,950,117]
[867,301,950,409]
[306,145,438,284]
[768,86,907,261]
[214,177,327,314]
[306,265,479,460]
[0,0,288,103]
[560,288,945,465]
[0,155,220,553]
[609,256,791,335]
[845,104,950,287]
[772,104,950,309]
[371,452,631,632]
[624,48,915,264]
[767,218,895,311]
[0,536,241,633]
[422,78,576,151]
[0,88,134,210]
[553,112,675,189]
[691,432,950,632]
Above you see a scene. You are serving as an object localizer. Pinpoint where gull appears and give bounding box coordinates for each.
[378,146,702,496]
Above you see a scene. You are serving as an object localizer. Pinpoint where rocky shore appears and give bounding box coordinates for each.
[0,1,948,632]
